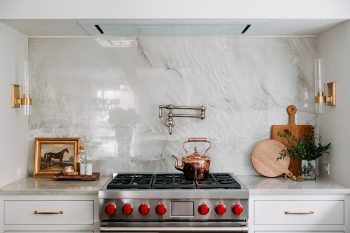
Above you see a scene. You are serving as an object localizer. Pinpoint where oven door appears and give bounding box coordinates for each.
[100,222,248,232]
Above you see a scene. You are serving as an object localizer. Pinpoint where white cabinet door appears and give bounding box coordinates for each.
[254,200,344,225]
[5,200,94,225]
[249,193,349,233]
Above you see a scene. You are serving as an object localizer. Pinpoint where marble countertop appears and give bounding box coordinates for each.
[1,175,350,195]
[0,176,111,195]
[237,175,350,195]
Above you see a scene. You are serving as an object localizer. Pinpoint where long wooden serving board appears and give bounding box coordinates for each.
[52,172,100,181]
[271,105,313,176]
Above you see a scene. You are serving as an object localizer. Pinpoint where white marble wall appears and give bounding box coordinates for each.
[28,37,317,175]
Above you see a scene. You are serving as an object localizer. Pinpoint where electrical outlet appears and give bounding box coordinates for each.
[322,162,330,175]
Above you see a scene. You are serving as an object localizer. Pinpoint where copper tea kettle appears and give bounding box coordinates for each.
[172,138,211,181]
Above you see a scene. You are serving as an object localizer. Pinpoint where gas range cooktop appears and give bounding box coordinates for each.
[106,173,241,189]
[99,173,248,231]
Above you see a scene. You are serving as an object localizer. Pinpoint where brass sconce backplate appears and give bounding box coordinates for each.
[11,84,21,108]
[314,82,336,106]
[326,82,336,106]
[11,84,33,108]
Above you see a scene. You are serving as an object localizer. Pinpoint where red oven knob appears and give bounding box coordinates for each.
[215,204,226,215]
[198,204,210,215]
[139,204,150,216]
[122,203,133,216]
[232,204,243,216]
[155,204,167,216]
[105,203,116,216]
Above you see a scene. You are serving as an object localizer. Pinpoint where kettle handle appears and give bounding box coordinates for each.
[172,155,183,171]
[183,138,211,155]
[187,138,208,142]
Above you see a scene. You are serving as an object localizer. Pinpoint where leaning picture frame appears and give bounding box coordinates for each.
[33,138,81,177]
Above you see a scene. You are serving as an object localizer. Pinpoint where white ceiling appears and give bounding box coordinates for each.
[1,19,347,37]
[2,0,350,20]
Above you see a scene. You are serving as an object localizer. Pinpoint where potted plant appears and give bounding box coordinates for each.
[277,130,331,180]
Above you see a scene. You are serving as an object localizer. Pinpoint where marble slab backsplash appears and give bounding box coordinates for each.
[28,37,317,176]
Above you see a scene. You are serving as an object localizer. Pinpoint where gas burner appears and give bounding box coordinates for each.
[153,173,196,189]
[107,174,153,189]
[196,173,241,189]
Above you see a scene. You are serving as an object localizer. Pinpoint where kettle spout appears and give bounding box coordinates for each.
[172,155,183,171]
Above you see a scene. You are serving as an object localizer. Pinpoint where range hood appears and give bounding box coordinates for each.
[1,19,344,37]
[79,20,256,36]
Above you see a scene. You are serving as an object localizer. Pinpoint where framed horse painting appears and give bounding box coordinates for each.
[33,138,81,177]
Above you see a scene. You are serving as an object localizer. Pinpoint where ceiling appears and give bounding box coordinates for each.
[1,19,347,37]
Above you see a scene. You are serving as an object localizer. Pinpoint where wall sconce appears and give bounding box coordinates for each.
[11,61,32,115]
[314,59,336,114]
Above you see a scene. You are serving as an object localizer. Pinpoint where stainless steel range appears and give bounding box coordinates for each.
[99,173,248,232]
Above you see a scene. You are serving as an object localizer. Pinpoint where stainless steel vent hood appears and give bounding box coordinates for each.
[79,20,258,36]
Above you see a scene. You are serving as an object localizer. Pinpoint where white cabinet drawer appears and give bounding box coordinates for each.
[254,200,344,225]
[4,200,94,225]
[255,232,344,233]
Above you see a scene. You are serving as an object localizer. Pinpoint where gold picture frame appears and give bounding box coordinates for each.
[33,138,81,177]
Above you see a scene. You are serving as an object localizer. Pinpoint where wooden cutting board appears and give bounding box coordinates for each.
[271,105,314,176]
[252,140,293,177]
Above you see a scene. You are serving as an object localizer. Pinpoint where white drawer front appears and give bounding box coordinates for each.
[255,232,344,233]
[254,200,344,225]
[4,200,94,225]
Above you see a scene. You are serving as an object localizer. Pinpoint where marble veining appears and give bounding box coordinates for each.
[237,175,350,194]
[28,37,318,176]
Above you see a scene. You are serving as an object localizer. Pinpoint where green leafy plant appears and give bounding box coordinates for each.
[277,129,331,161]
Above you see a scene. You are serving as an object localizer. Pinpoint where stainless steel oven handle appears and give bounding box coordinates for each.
[100,226,248,232]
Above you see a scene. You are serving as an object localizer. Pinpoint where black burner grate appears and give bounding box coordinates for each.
[196,173,241,189]
[153,173,196,189]
[106,173,241,189]
[107,174,153,189]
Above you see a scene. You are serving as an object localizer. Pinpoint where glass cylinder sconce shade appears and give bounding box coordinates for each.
[314,59,324,114]
[23,61,32,115]
[314,58,336,114]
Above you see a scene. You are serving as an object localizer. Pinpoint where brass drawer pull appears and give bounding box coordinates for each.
[284,211,314,215]
[34,210,63,215]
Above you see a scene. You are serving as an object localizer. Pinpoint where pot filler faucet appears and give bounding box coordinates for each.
[158,105,206,135]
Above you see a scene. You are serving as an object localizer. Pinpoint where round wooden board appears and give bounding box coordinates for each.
[252,139,290,177]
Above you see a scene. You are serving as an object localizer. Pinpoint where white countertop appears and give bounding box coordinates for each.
[0,176,110,195]
[1,175,350,195]
[237,175,350,195]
